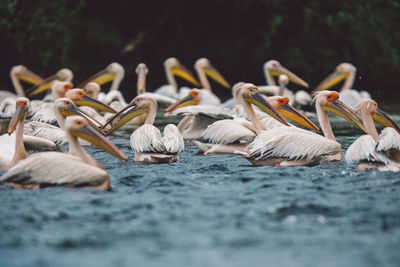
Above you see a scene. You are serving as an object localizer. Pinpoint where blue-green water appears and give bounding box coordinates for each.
[0,118,400,267]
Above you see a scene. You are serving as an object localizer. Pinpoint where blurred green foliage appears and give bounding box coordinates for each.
[1,0,399,101]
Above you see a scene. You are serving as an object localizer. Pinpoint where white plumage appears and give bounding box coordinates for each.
[130,124,183,154]
[0,152,108,188]
[247,127,341,162]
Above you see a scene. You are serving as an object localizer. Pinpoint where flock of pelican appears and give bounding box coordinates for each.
[0,58,399,190]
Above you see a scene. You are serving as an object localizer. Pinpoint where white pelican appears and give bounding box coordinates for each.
[178,58,231,105]
[228,84,358,166]
[192,87,320,155]
[0,116,128,190]
[0,66,44,103]
[314,63,371,108]
[26,68,73,99]
[345,100,400,172]
[258,60,311,106]
[24,98,103,146]
[154,57,201,99]
[0,98,60,170]
[164,90,234,139]
[103,95,184,163]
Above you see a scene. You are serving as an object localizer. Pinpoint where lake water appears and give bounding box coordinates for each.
[0,115,399,267]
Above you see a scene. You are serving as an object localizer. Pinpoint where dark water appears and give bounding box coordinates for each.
[1,117,400,267]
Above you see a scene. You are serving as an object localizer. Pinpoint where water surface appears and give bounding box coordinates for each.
[0,117,399,267]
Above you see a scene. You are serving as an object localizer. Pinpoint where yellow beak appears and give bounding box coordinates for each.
[170,65,200,87]
[245,93,290,126]
[269,65,309,88]
[279,104,320,132]
[322,99,367,133]
[70,123,128,161]
[78,69,116,88]
[203,65,230,88]
[315,71,348,91]
[164,94,199,113]
[73,95,117,114]
[373,108,400,134]
[102,103,148,135]
[8,105,28,135]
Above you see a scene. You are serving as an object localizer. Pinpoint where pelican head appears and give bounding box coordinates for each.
[102,96,157,134]
[359,99,400,134]
[28,68,73,96]
[194,58,230,88]
[51,81,73,99]
[78,62,125,89]
[263,60,309,88]
[164,57,200,87]
[268,96,320,132]
[314,90,366,132]
[66,89,117,113]
[65,116,128,161]
[164,89,200,113]
[241,83,289,126]
[84,82,101,99]
[314,63,356,91]
[11,65,43,87]
[8,97,29,135]
[136,63,149,95]
[278,74,289,86]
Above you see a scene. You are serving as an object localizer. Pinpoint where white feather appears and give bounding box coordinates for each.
[162,124,184,153]
[345,135,389,164]
[199,119,256,144]
[248,127,341,161]
[0,152,107,186]
[376,127,400,152]
[130,124,165,153]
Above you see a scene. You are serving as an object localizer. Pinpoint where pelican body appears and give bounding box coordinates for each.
[0,116,128,190]
[104,95,184,163]
[345,100,400,172]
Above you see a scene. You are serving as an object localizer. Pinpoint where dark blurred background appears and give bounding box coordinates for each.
[1,0,399,102]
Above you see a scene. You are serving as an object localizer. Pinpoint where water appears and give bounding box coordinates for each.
[0,118,400,267]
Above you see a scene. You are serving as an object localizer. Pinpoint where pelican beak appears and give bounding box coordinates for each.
[164,93,199,113]
[279,100,320,132]
[170,64,200,87]
[245,93,290,126]
[322,99,367,132]
[102,102,148,135]
[60,104,104,129]
[74,95,117,113]
[373,108,400,134]
[71,124,128,162]
[16,68,43,86]
[8,104,28,135]
[27,74,59,96]
[203,65,231,88]
[270,65,309,88]
[315,71,347,91]
[78,68,115,88]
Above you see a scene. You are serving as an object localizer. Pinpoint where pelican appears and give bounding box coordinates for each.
[104,95,184,163]
[154,57,201,99]
[24,98,103,146]
[192,88,320,155]
[164,90,234,139]
[0,65,44,103]
[0,98,60,170]
[26,68,73,98]
[258,60,311,107]
[229,84,358,166]
[0,116,128,190]
[178,58,231,105]
[314,63,371,108]
[345,100,400,172]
